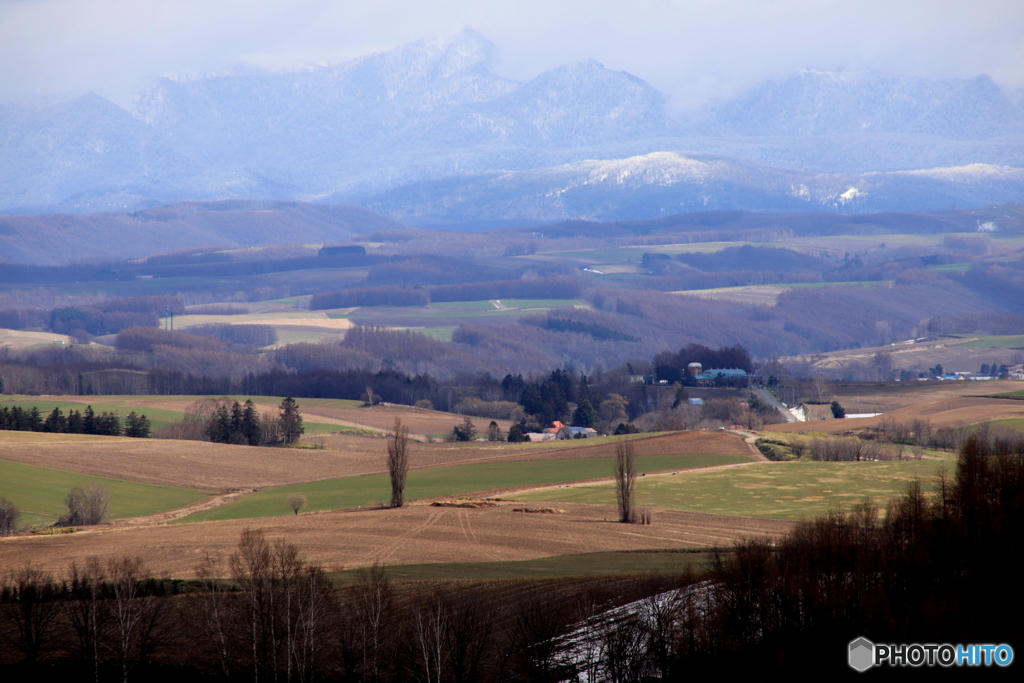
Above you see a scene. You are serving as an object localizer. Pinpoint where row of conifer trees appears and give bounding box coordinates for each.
[0,405,150,438]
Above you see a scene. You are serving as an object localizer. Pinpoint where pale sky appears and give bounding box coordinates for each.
[1,0,1022,111]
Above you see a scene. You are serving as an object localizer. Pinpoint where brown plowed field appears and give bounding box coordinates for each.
[813,379,1023,414]
[766,396,1024,435]
[0,430,750,490]
[0,501,792,578]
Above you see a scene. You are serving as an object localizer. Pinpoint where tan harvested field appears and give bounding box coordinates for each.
[0,429,750,491]
[672,285,790,306]
[0,501,793,578]
[0,328,73,350]
[171,311,355,346]
[173,311,355,330]
[296,402,517,438]
[270,325,348,345]
[766,395,1024,435]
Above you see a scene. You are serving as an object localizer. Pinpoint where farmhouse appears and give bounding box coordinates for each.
[694,368,749,387]
[556,425,598,439]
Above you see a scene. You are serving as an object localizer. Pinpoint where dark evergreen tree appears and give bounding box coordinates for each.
[241,399,261,445]
[229,401,244,443]
[507,423,528,442]
[572,399,597,428]
[124,411,151,438]
[830,400,846,419]
[82,405,97,435]
[279,397,303,444]
[95,412,121,436]
[207,405,231,443]
[42,407,67,433]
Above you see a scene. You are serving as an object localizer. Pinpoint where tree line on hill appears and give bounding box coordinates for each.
[0,338,776,435]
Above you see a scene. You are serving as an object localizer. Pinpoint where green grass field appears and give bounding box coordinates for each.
[985,390,1024,399]
[325,550,710,584]
[517,460,946,520]
[925,263,972,273]
[178,452,752,522]
[986,418,1024,432]
[0,459,207,528]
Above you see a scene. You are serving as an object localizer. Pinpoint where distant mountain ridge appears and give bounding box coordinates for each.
[1,30,1022,220]
[0,201,406,265]
[703,69,1024,138]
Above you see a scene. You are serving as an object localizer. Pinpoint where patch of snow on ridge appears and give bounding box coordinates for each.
[537,152,713,199]
[582,152,713,189]
[839,187,864,203]
[899,164,1024,183]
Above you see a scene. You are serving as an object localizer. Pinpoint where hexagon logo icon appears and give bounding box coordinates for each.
[849,637,875,672]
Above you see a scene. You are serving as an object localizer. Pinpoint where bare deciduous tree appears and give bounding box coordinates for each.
[387,418,410,508]
[65,557,109,683]
[812,375,831,403]
[486,420,504,442]
[225,529,331,683]
[415,598,450,683]
[230,528,276,681]
[354,563,394,682]
[615,440,637,523]
[108,556,165,683]
[287,493,308,515]
[4,564,60,664]
[59,484,108,526]
[194,554,234,681]
[0,496,18,534]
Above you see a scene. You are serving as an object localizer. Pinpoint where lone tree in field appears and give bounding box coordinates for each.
[286,493,307,515]
[58,484,108,526]
[387,418,410,508]
[279,396,304,444]
[614,440,637,523]
[0,497,19,533]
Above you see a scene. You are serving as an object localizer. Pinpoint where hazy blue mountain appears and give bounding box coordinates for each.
[700,70,1023,138]
[0,93,194,211]
[1,31,1022,220]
